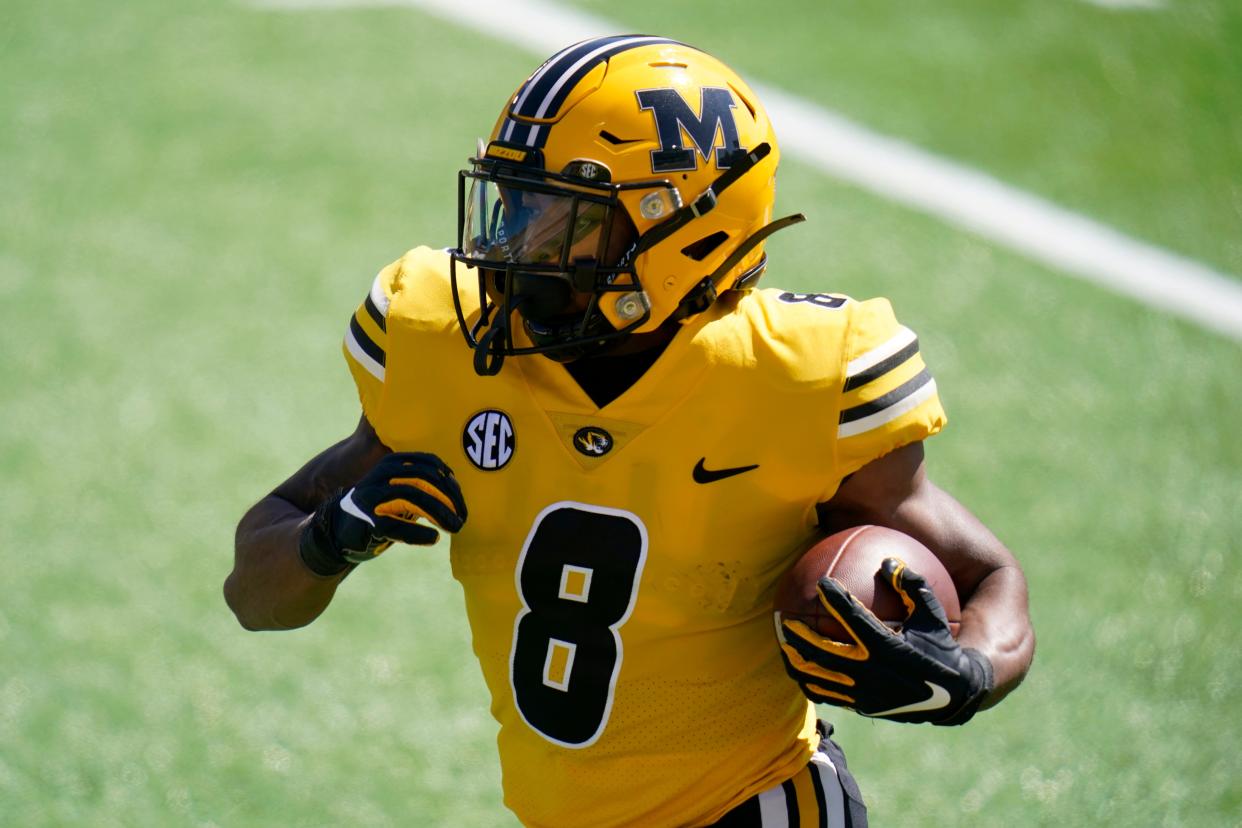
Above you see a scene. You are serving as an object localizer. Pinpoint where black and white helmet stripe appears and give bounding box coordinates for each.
[500,34,681,149]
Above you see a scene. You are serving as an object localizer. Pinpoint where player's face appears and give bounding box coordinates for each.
[464,179,636,323]
[464,181,615,268]
[504,190,610,267]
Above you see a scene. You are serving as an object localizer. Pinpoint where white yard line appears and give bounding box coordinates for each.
[249,0,1242,343]
[1082,0,1164,10]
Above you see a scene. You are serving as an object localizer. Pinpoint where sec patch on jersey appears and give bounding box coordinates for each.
[462,409,516,470]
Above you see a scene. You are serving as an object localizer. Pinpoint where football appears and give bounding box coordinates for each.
[774,525,961,641]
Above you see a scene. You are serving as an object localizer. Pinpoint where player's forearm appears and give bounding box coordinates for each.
[956,562,1034,710]
[225,495,349,631]
[824,451,1036,713]
[878,475,1035,711]
[902,505,1036,711]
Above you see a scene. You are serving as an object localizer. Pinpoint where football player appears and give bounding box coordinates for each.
[225,35,1035,827]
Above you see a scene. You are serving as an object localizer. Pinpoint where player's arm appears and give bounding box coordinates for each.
[224,415,467,631]
[225,415,386,631]
[816,440,1035,710]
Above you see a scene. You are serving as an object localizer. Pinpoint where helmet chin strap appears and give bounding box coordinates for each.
[474,290,622,374]
[522,302,624,362]
[626,141,805,322]
[671,212,807,322]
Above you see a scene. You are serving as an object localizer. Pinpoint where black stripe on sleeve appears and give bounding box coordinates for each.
[781,778,800,827]
[349,315,386,367]
[363,293,387,332]
[839,368,931,425]
[842,338,918,392]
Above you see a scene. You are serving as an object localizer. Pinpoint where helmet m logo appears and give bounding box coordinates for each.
[635,87,744,173]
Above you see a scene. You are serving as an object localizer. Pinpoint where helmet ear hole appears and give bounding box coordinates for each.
[728,82,758,119]
[599,130,631,146]
[681,231,729,262]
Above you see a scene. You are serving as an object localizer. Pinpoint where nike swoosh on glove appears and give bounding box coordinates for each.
[299,452,467,575]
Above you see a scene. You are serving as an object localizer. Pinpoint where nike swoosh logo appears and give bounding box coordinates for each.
[692,458,760,484]
[865,681,952,718]
[339,488,375,527]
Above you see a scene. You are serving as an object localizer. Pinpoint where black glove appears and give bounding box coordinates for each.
[778,557,993,725]
[298,452,467,575]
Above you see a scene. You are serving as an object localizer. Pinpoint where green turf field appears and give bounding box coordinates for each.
[3,1,1241,825]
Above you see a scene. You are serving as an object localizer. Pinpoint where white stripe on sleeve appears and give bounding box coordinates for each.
[369,271,391,318]
[344,329,386,382]
[837,378,937,439]
[845,325,916,378]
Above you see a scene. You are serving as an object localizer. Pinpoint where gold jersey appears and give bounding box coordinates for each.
[341,247,946,828]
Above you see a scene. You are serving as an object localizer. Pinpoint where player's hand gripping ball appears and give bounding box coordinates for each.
[774,526,992,725]
[299,452,468,575]
[774,525,961,639]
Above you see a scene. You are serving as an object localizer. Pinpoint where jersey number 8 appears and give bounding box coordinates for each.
[509,503,648,748]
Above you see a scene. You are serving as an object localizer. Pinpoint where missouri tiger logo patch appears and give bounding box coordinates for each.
[572,427,613,458]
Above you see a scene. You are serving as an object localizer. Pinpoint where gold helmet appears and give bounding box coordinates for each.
[451,35,804,375]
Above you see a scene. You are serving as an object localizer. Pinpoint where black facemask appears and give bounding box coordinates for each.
[450,158,661,375]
